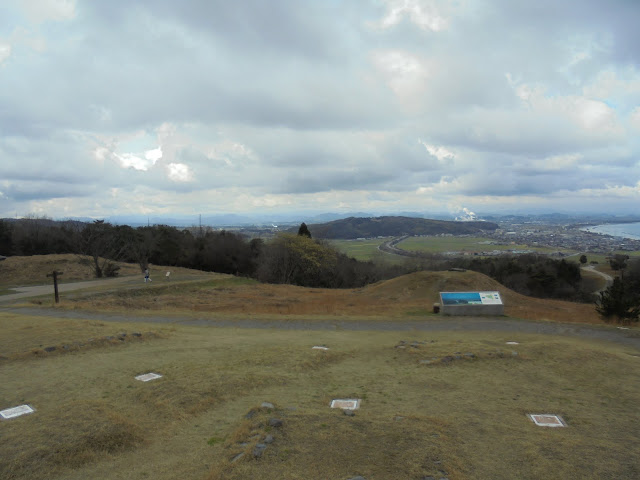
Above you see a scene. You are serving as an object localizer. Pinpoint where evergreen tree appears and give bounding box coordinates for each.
[595,277,640,325]
[297,222,312,238]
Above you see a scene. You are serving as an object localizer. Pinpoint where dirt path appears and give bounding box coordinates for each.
[0,274,215,303]
[581,264,614,293]
[0,276,144,303]
[1,305,638,350]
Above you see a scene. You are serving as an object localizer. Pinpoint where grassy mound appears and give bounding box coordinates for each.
[48,268,604,324]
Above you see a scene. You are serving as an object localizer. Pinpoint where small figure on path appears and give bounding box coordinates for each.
[144,268,152,283]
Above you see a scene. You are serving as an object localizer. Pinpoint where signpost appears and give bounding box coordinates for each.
[46,270,63,304]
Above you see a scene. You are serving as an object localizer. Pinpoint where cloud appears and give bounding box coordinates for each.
[0,43,11,64]
[1,0,640,218]
[166,163,193,182]
[630,107,640,132]
[113,147,162,172]
[374,0,456,32]
[12,0,77,24]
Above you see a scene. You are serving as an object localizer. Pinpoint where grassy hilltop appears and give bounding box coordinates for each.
[0,255,638,480]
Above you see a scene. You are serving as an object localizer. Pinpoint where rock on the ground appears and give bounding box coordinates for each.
[268,418,283,427]
[253,443,267,458]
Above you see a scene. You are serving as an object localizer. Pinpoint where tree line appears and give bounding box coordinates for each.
[0,218,404,288]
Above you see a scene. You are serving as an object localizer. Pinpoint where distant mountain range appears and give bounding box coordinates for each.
[3,212,639,230]
[298,216,499,239]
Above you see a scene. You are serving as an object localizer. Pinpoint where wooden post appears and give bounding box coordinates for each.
[46,270,63,304]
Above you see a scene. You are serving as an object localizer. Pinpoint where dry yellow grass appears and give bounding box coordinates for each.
[55,270,605,324]
[0,254,140,286]
[0,254,213,287]
[1,256,638,479]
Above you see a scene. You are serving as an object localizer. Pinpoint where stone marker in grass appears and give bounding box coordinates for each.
[528,414,566,427]
[330,399,361,410]
[135,372,163,382]
[1,404,35,420]
[312,346,329,350]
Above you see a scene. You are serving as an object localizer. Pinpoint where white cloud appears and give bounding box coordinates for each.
[114,147,162,172]
[207,140,257,167]
[538,153,582,171]
[0,43,11,65]
[94,147,109,162]
[512,81,621,135]
[145,147,163,163]
[375,0,454,32]
[17,0,77,24]
[371,49,429,103]
[583,69,640,100]
[420,141,455,162]
[166,163,193,182]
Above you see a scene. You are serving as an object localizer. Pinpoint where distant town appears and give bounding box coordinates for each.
[485,220,640,254]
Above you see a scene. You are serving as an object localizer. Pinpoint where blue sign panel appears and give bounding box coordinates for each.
[441,292,482,305]
[440,291,502,306]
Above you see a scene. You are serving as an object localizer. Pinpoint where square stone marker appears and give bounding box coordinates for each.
[528,414,566,427]
[135,372,163,382]
[506,341,519,345]
[312,346,329,350]
[1,404,35,420]
[330,399,361,410]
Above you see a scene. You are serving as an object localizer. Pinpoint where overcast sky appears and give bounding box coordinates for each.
[1,0,639,220]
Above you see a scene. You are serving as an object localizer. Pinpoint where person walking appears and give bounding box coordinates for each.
[144,268,152,282]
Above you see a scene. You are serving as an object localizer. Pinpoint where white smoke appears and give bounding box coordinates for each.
[455,207,477,221]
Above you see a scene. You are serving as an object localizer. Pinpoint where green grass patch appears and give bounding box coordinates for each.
[329,238,399,262]
[397,236,572,255]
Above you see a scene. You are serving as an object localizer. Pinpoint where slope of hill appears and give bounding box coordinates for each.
[304,216,498,239]
[359,270,602,324]
[18,258,603,324]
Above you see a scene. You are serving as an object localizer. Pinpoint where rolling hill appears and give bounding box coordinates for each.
[301,216,499,239]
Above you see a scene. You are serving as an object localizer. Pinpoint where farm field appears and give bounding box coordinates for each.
[396,236,572,255]
[329,237,397,262]
[330,236,577,263]
[1,256,639,480]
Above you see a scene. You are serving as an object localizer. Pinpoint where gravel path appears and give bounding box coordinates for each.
[2,305,638,350]
[581,265,614,293]
[0,276,141,303]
